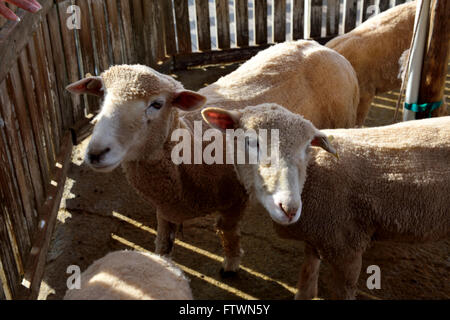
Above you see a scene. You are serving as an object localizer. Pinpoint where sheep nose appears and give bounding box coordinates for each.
[279,203,298,222]
[88,147,110,164]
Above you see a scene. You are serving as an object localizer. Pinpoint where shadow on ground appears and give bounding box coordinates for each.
[39,63,450,300]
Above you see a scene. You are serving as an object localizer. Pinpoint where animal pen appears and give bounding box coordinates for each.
[0,0,447,300]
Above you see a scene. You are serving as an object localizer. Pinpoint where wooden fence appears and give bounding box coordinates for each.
[0,0,409,299]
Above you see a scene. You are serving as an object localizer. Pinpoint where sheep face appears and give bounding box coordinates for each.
[66,65,206,172]
[203,104,337,226]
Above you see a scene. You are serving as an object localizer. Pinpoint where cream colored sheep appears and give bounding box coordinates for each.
[64,250,193,300]
[325,1,449,124]
[65,40,358,274]
[195,40,359,129]
[202,103,450,299]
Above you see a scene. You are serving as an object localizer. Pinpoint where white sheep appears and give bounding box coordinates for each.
[202,103,450,299]
[65,40,358,274]
[325,1,437,124]
[64,250,193,300]
[196,40,359,129]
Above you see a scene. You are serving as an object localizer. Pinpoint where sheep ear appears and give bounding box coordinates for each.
[66,76,105,97]
[202,107,242,132]
[172,91,206,111]
[311,133,339,159]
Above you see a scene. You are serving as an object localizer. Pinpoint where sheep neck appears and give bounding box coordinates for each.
[121,109,247,222]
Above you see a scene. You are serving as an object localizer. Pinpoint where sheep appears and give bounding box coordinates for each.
[65,40,359,274]
[64,250,193,300]
[196,40,360,130]
[325,1,449,124]
[202,103,450,299]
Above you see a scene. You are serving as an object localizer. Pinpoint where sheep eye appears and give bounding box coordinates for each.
[149,101,162,109]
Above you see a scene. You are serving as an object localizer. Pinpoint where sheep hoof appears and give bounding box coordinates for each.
[219,268,238,278]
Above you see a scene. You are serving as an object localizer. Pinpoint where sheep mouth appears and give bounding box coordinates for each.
[261,196,302,226]
[88,161,121,172]
[270,212,301,226]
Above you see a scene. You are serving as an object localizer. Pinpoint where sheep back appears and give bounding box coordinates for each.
[197,40,360,129]
[63,250,193,300]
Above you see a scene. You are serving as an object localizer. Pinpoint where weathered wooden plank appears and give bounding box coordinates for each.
[31,31,57,168]
[0,253,14,300]
[57,0,83,123]
[142,0,158,67]
[28,35,56,173]
[173,0,191,53]
[196,0,212,51]
[2,200,25,283]
[76,0,96,68]
[362,0,375,22]
[173,45,269,69]
[344,0,357,32]
[119,0,136,63]
[0,82,32,261]
[154,0,166,61]
[17,49,50,197]
[173,35,333,69]
[35,26,60,161]
[0,89,28,246]
[379,0,390,12]
[9,62,44,218]
[235,0,249,47]
[255,0,268,45]
[91,0,111,71]
[47,4,74,130]
[274,0,286,43]
[0,209,18,300]
[0,110,28,228]
[161,0,177,55]
[0,124,27,299]
[326,0,339,36]
[21,133,73,300]
[106,0,123,64]
[41,17,64,151]
[310,0,322,38]
[5,68,39,234]
[130,0,146,63]
[216,0,231,49]
[292,0,304,40]
[71,0,96,116]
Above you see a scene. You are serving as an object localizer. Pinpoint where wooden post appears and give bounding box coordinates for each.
[274,0,286,43]
[416,0,450,119]
[255,0,268,45]
[216,0,231,49]
[304,0,311,39]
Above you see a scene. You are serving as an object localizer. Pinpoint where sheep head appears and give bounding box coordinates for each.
[202,103,337,226]
[67,65,206,172]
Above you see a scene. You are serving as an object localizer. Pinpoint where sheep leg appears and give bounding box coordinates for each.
[330,251,363,300]
[295,244,321,300]
[155,212,177,256]
[216,210,245,276]
[356,93,375,126]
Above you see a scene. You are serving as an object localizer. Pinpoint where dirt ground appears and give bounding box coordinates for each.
[38,63,450,300]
